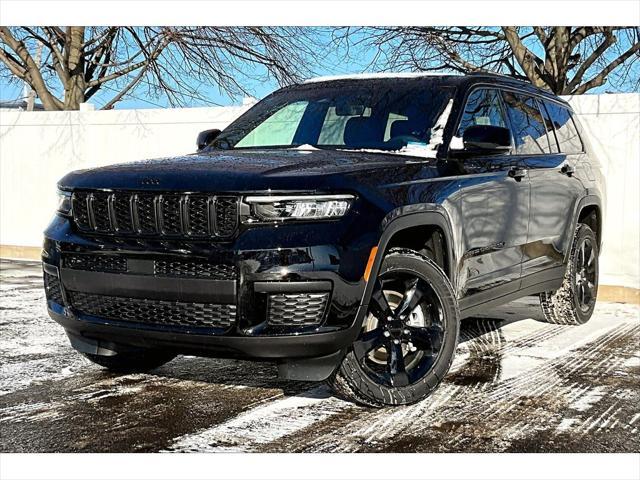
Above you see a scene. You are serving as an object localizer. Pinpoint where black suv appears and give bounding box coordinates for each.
[43,73,604,406]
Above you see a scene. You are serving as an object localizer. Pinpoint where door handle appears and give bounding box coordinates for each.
[561,164,575,177]
[508,166,528,181]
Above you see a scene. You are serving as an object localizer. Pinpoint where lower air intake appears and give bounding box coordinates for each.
[68,291,236,330]
[267,292,329,327]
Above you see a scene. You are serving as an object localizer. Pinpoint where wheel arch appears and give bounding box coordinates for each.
[571,195,603,252]
[353,209,457,330]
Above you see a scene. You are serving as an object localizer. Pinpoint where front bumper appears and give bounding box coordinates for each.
[42,215,375,360]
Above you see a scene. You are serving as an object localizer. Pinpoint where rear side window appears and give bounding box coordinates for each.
[502,92,553,155]
[542,101,584,154]
[538,99,560,153]
[456,89,507,137]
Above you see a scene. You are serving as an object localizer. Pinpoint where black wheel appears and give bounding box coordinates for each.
[82,350,176,373]
[328,248,459,407]
[540,224,599,325]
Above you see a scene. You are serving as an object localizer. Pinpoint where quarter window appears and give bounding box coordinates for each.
[456,89,507,137]
[502,92,552,155]
[542,101,583,154]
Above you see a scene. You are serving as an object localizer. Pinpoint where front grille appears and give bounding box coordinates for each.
[68,291,236,329]
[268,293,329,327]
[44,273,64,304]
[64,254,127,273]
[71,191,239,239]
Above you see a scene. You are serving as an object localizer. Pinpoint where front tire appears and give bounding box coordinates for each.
[82,350,176,373]
[539,224,599,325]
[327,248,459,407]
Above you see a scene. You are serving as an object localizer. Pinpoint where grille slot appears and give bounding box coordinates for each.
[90,192,112,232]
[71,190,238,239]
[135,194,157,234]
[64,254,127,273]
[71,192,91,230]
[267,292,329,327]
[214,196,239,237]
[159,195,183,235]
[186,195,210,236]
[44,273,64,304]
[68,291,236,329]
[113,193,134,232]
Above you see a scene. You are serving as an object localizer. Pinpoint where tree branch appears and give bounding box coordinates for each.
[0,27,63,109]
[572,41,640,94]
[501,26,548,88]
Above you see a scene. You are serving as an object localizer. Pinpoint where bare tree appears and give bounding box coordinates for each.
[0,27,322,110]
[337,27,640,95]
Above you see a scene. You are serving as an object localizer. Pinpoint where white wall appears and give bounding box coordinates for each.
[564,93,640,289]
[1,94,638,289]
[0,105,249,247]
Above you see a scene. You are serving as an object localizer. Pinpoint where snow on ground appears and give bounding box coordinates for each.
[0,259,638,452]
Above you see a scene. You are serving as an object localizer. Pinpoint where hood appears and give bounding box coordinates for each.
[58,148,437,192]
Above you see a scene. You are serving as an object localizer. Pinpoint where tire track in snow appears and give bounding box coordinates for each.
[255,320,639,452]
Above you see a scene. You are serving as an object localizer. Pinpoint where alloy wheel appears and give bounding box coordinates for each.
[575,237,597,311]
[354,270,445,388]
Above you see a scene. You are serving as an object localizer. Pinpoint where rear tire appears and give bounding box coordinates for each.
[82,350,176,373]
[539,224,599,325]
[327,248,459,407]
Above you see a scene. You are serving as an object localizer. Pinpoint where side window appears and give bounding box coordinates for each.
[456,89,507,137]
[542,101,584,154]
[538,99,560,153]
[502,92,552,155]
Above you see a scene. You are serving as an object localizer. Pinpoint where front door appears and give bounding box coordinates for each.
[449,88,531,298]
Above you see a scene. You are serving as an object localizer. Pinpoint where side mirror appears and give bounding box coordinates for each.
[196,129,221,151]
[461,125,511,155]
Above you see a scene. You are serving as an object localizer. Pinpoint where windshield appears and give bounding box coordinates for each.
[212,80,455,154]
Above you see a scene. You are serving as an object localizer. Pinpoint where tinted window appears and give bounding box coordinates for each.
[235,101,308,148]
[456,89,507,137]
[538,99,559,153]
[543,101,583,154]
[502,92,552,155]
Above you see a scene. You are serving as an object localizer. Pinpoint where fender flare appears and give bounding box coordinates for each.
[567,194,603,259]
[352,208,457,329]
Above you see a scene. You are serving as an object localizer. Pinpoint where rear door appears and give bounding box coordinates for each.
[520,99,586,277]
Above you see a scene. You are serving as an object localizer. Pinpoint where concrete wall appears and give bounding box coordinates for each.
[1,94,638,290]
[565,93,640,289]
[0,105,249,247]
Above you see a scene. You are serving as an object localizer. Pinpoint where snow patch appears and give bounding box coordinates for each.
[570,386,608,412]
[166,386,352,452]
[304,72,458,84]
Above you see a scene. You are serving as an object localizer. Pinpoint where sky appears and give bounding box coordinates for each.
[0,29,380,110]
[0,28,637,110]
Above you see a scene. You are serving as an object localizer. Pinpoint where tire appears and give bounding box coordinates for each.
[82,350,176,373]
[327,248,460,407]
[539,224,599,325]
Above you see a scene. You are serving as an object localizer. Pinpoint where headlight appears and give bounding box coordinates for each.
[245,194,354,222]
[57,190,72,215]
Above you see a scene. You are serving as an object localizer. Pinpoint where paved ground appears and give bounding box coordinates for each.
[1,258,638,453]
